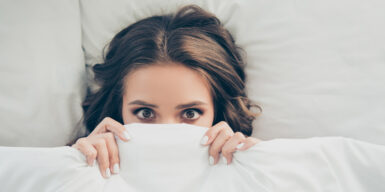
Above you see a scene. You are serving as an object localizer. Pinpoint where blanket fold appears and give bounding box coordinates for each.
[0,123,384,192]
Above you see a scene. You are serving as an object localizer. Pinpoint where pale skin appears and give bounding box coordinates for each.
[72,62,260,178]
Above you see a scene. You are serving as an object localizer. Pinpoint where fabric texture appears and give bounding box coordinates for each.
[0,123,384,191]
[0,0,86,146]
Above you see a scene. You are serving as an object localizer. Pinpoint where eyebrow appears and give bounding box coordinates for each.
[128,100,207,109]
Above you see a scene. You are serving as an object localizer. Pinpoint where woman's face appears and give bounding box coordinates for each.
[121,62,215,127]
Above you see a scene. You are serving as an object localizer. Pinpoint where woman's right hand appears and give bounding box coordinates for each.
[72,117,130,178]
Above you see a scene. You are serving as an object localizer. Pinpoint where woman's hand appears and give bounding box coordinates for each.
[200,121,260,165]
[72,117,130,178]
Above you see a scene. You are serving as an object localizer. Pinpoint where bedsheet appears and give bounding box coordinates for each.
[0,123,384,192]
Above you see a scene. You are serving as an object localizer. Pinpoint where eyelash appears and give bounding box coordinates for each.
[132,108,153,121]
[132,107,149,115]
[187,108,203,114]
[132,107,203,121]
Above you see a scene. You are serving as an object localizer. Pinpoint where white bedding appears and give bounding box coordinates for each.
[0,0,86,147]
[0,123,384,192]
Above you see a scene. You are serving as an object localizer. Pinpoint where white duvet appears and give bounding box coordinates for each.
[0,123,384,192]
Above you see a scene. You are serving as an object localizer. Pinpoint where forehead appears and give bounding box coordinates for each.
[123,63,212,104]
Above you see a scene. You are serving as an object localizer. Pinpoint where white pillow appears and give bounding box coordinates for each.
[80,0,385,145]
[0,0,86,146]
[242,0,385,145]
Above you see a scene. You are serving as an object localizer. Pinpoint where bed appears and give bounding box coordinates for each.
[0,0,384,191]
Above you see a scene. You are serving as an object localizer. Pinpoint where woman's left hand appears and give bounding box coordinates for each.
[200,121,260,165]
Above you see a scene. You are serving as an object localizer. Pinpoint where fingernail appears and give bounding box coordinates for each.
[123,130,131,141]
[222,156,228,165]
[236,143,245,150]
[209,156,214,165]
[92,159,96,167]
[113,163,120,174]
[105,168,111,178]
[200,135,209,145]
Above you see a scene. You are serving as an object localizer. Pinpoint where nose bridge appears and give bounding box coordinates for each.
[157,107,179,124]
[161,117,178,124]
[159,114,178,124]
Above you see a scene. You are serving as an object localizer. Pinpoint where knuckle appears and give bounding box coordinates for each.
[218,121,229,129]
[105,117,112,121]
[221,148,231,156]
[104,132,115,140]
[222,141,234,155]
[91,151,98,159]
[95,138,106,147]
[76,138,88,146]
[103,117,113,123]
[247,137,259,144]
[219,121,228,126]
[112,120,122,127]
[86,150,97,158]
[224,130,234,138]
[235,132,246,139]
[234,131,243,137]
[224,134,232,140]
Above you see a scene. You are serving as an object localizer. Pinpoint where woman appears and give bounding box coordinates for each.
[72,4,262,179]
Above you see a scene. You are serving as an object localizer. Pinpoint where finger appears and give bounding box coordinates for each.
[237,137,260,151]
[201,121,229,146]
[221,132,246,165]
[93,138,111,178]
[209,127,234,165]
[102,132,120,174]
[73,138,97,166]
[92,117,130,142]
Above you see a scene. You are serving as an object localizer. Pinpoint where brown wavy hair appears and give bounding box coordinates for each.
[81,4,262,137]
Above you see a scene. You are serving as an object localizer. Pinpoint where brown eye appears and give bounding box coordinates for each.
[135,108,155,120]
[182,109,202,120]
